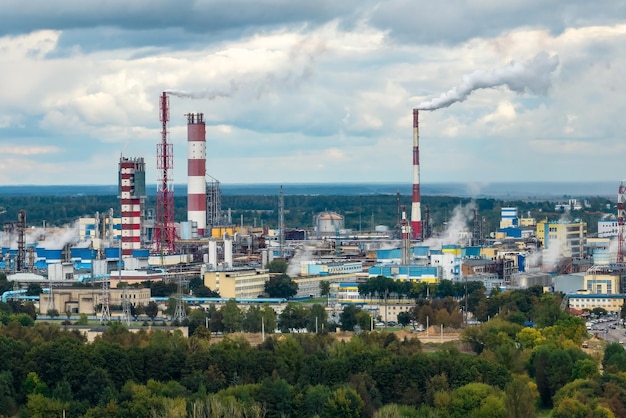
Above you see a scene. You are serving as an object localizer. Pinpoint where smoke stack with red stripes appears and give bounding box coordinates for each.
[187,113,207,236]
[411,109,422,240]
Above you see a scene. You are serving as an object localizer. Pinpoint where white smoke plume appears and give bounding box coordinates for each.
[287,246,315,277]
[165,39,325,101]
[423,202,475,249]
[416,52,559,110]
[165,81,239,100]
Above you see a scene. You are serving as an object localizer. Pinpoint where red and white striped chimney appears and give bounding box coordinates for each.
[187,113,207,236]
[411,109,422,240]
[119,156,145,258]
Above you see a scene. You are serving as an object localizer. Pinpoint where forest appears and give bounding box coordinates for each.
[0,193,615,235]
[0,276,625,417]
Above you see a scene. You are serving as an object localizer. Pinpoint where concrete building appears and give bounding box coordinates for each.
[500,207,518,228]
[567,266,626,313]
[536,219,587,258]
[203,269,270,299]
[39,287,151,315]
[119,156,146,258]
[293,272,361,300]
[598,220,618,238]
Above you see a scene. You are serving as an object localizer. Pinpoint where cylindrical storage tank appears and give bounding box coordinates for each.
[224,237,233,267]
[208,239,217,268]
[316,212,344,236]
[187,113,207,236]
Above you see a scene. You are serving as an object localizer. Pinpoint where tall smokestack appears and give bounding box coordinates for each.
[411,109,422,240]
[187,113,207,236]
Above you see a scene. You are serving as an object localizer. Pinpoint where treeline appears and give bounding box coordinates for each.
[0,194,613,234]
[1,278,626,416]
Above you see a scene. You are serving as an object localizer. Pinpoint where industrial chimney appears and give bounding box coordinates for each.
[411,109,422,240]
[187,113,207,236]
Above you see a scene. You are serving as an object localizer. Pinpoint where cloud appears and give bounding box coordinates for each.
[0,145,59,155]
[0,2,625,185]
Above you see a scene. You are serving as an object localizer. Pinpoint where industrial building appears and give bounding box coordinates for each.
[536,219,587,258]
[203,269,271,299]
[38,287,151,315]
[119,156,146,258]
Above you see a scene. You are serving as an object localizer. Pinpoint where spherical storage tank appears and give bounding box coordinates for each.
[316,211,344,236]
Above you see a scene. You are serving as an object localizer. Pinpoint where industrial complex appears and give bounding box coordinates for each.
[1,96,625,324]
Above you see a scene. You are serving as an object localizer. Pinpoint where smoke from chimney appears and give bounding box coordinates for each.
[165,81,238,100]
[416,51,559,111]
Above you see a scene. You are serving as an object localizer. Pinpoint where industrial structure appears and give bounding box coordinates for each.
[617,182,626,263]
[411,109,422,240]
[187,113,207,236]
[119,156,146,258]
[154,92,177,255]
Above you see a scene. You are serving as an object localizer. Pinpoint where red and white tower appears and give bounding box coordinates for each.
[411,109,422,240]
[119,156,146,258]
[617,182,626,263]
[154,92,177,255]
[187,113,207,236]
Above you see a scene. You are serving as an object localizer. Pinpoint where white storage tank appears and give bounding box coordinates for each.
[316,212,344,236]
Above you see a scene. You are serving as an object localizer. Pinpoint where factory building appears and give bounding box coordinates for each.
[203,269,270,299]
[598,219,618,238]
[500,207,518,228]
[39,287,151,315]
[536,219,587,258]
[78,214,121,243]
[119,156,146,258]
[568,266,626,313]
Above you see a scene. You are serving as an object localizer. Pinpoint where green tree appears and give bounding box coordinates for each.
[319,280,331,297]
[504,378,536,418]
[323,387,364,418]
[307,304,328,333]
[355,311,372,332]
[300,385,331,417]
[532,346,573,407]
[46,309,60,319]
[397,311,411,327]
[279,304,308,332]
[144,301,159,321]
[220,299,242,333]
[26,393,69,418]
[340,305,361,331]
[262,304,277,333]
[243,305,263,333]
[267,259,288,273]
[26,283,43,296]
[265,274,298,299]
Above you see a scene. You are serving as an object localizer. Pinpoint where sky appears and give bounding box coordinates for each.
[1,1,625,187]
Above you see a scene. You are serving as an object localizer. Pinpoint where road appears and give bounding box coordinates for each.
[594,319,626,346]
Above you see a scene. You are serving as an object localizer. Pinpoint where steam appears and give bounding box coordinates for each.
[416,52,559,110]
[165,39,325,101]
[287,246,315,277]
[165,81,238,100]
[423,202,474,249]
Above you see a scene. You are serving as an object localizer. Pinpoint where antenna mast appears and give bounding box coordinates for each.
[154,92,177,256]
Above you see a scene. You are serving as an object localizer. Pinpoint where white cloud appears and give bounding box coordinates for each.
[0,2,625,185]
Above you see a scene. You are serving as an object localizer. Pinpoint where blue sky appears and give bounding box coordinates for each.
[0,1,625,186]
